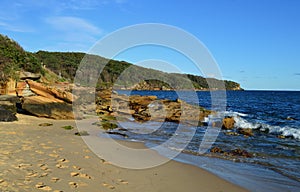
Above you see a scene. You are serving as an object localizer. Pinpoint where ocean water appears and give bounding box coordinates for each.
[114,90,300,191]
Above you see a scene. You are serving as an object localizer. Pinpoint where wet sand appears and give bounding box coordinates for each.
[0,114,248,192]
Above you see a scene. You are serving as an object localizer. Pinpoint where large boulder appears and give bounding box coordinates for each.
[0,95,20,113]
[0,107,17,122]
[22,96,74,119]
[222,117,235,129]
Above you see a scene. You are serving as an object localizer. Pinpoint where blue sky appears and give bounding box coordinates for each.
[0,0,299,90]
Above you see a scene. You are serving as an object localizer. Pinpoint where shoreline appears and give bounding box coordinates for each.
[0,114,248,191]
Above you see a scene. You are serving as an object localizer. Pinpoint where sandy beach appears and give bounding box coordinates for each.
[0,114,248,192]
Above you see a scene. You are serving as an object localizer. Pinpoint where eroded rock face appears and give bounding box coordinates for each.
[16,82,36,97]
[22,96,74,119]
[26,80,73,103]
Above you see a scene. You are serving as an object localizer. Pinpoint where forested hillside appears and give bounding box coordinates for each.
[0,34,242,90]
[35,51,242,90]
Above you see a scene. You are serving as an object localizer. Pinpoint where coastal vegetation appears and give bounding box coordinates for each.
[1,34,242,90]
[0,34,44,84]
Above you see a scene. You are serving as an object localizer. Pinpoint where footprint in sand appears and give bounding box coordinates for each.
[35,182,52,191]
[70,172,80,177]
[69,181,78,188]
[70,172,92,179]
[118,179,129,185]
[79,173,92,179]
[57,158,69,163]
[51,177,60,183]
[49,153,60,158]
[39,173,48,177]
[102,182,115,189]
[72,165,82,170]
[56,164,68,169]
[0,180,9,187]
[35,150,45,154]
[15,163,32,169]
[26,172,39,178]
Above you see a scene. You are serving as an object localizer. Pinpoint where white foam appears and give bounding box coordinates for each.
[223,111,248,117]
[268,126,300,140]
[232,115,300,140]
[233,116,261,129]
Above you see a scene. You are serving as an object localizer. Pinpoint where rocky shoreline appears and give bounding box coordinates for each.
[0,75,255,160]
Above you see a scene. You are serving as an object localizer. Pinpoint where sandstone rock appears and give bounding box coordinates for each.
[22,96,74,119]
[27,80,74,103]
[0,78,16,95]
[222,117,235,129]
[16,81,36,97]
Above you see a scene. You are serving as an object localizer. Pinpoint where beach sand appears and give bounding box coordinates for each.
[0,114,248,192]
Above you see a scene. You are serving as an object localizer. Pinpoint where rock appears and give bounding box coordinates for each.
[22,96,74,119]
[0,107,18,122]
[229,148,252,158]
[16,81,36,97]
[38,123,53,127]
[278,135,285,139]
[101,121,118,130]
[286,116,296,121]
[19,71,41,80]
[210,147,223,153]
[27,80,74,103]
[106,131,128,138]
[0,78,16,95]
[237,128,254,137]
[222,117,235,129]
[74,131,89,136]
[0,95,20,113]
[225,131,240,136]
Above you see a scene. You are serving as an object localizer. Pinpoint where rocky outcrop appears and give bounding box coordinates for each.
[222,117,235,129]
[0,95,20,113]
[0,95,20,122]
[0,106,17,122]
[16,82,36,97]
[210,147,252,158]
[26,80,73,103]
[94,89,212,126]
[22,96,74,119]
